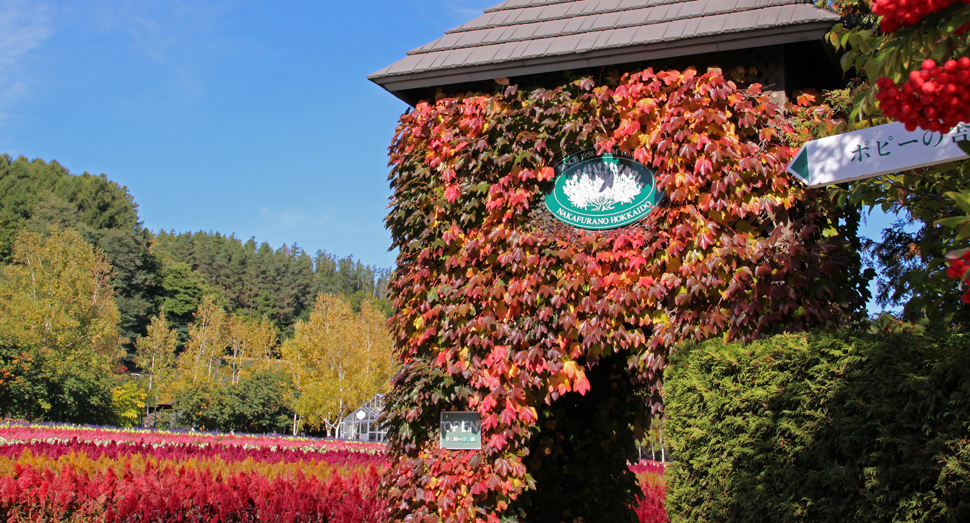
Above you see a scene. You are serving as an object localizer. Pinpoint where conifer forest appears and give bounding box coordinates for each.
[0,154,395,435]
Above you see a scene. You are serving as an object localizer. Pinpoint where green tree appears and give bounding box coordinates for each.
[219,370,295,434]
[171,369,295,434]
[665,329,970,522]
[151,229,391,335]
[99,228,161,348]
[158,261,207,343]
[0,226,122,423]
[168,382,220,430]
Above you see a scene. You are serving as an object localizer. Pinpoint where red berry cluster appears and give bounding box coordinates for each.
[876,58,970,133]
[947,251,970,303]
[873,0,970,33]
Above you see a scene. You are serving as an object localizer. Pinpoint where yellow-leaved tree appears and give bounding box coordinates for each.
[134,314,178,422]
[176,294,227,386]
[226,314,278,384]
[0,226,123,423]
[112,380,148,427]
[282,294,395,436]
[167,294,229,429]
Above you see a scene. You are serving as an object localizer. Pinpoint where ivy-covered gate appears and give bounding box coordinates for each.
[369,2,862,522]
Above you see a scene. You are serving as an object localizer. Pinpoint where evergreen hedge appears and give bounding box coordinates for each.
[664,330,970,523]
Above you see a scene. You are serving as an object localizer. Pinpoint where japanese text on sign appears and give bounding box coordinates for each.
[787,121,969,188]
[850,124,966,163]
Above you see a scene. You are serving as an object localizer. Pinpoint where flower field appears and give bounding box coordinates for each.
[0,422,666,522]
[0,423,386,522]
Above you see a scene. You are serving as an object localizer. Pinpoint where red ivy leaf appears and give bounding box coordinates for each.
[445,185,460,203]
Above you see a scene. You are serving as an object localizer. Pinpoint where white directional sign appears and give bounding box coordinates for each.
[787,122,970,188]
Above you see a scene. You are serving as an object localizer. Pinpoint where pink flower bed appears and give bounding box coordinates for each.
[0,422,383,454]
[631,460,667,523]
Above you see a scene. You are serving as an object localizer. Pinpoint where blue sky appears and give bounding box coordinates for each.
[0,0,498,269]
[0,0,897,309]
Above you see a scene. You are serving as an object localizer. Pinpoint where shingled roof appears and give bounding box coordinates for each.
[369,0,840,103]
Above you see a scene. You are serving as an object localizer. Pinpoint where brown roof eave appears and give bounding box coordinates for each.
[369,21,836,105]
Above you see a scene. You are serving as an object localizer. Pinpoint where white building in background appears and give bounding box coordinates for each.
[340,394,386,442]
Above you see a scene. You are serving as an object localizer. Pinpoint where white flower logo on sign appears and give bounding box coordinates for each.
[562,160,644,211]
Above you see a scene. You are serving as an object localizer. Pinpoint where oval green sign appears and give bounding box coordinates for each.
[544,149,662,230]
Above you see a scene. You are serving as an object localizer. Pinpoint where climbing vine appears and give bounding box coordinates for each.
[380,67,865,523]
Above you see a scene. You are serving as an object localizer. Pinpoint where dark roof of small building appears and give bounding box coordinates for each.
[369,0,839,103]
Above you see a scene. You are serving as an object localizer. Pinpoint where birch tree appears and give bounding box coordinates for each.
[0,227,120,355]
[177,295,228,385]
[357,299,396,399]
[283,294,395,436]
[226,314,278,384]
[134,314,177,422]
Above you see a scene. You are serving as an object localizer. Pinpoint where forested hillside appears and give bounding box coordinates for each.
[0,154,395,432]
[0,155,159,347]
[0,154,390,344]
[152,230,390,337]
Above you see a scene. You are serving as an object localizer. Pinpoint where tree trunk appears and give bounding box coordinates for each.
[145,358,155,427]
[660,431,665,463]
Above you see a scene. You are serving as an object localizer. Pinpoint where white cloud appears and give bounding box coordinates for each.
[91,0,240,62]
[0,0,52,123]
[73,0,252,108]
[255,205,335,236]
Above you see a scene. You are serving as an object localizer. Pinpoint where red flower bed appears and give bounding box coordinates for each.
[0,423,387,522]
[1,462,385,523]
[630,460,667,523]
[0,424,666,521]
